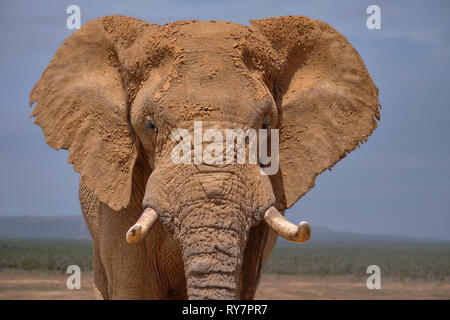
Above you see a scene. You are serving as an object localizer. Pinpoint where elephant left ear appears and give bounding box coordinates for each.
[250,16,380,209]
[30,16,157,211]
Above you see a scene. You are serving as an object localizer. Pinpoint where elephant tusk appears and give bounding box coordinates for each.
[126,207,159,244]
[263,206,311,243]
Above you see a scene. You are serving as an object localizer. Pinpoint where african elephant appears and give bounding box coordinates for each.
[30,15,379,299]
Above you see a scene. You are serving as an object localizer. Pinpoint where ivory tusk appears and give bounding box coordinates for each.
[263,206,311,243]
[126,207,158,244]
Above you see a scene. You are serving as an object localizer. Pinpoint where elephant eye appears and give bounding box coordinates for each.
[145,120,157,133]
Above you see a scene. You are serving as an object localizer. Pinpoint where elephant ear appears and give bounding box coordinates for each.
[250,16,380,209]
[30,16,157,211]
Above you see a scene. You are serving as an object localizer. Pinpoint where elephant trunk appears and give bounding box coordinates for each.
[138,165,275,299]
[179,204,247,300]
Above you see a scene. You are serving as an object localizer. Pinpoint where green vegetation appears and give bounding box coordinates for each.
[1,239,449,280]
[0,239,92,272]
[263,241,450,280]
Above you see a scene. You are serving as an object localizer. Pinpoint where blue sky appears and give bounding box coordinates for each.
[1,0,449,240]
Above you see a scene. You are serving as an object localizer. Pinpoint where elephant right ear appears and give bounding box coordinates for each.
[250,16,380,210]
[30,16,157,211]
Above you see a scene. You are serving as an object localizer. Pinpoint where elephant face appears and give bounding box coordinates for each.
[30,15,380,299]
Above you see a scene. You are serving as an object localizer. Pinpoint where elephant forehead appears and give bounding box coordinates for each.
[154,70,271,123]
[150,70,269,123]
[162,20,250,42]
[152,20,267,63]
[149,20,247,57]
[133,62,271,125]
[160,87,265,123]
[135,20,275,123]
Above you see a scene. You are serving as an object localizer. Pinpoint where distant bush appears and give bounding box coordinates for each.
[262,242,450,280]
[1,239,449,280]
[0,239,92,272]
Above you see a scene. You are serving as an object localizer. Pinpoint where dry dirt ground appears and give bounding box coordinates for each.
[0,271,448,300]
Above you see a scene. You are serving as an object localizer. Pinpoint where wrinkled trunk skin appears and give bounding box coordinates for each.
[143,161,275,300]
[180,204,246,300]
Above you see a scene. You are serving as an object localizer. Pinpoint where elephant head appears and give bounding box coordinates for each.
[30,15,379,299]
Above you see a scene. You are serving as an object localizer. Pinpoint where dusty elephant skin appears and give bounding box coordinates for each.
[29,15,380,299]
